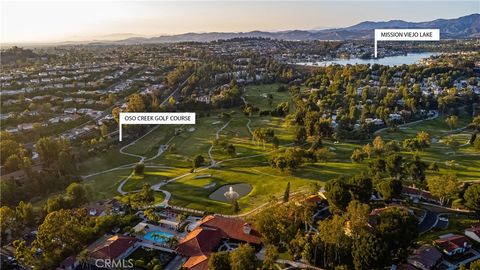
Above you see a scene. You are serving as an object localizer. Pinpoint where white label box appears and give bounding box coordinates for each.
[119,112,196,141]
[374,29,440,58]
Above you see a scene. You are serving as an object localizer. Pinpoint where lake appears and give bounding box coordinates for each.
[296,52,438,67]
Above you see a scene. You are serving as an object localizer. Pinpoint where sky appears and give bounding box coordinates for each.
[1,0,479,43]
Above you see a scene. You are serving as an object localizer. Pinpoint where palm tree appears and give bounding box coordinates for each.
[168,236,179,248]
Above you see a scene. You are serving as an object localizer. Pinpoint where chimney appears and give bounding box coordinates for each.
[243,223,251,234]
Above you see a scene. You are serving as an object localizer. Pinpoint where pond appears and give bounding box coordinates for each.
[209,183,253,202]
[296,52,438,67]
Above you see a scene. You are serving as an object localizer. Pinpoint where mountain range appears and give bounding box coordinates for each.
[97,13,478,45]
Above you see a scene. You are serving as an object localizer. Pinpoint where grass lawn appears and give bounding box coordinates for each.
[78,148,138,175]
[75,83,478,215]
[378,111,473,141]
[244,83,292,111]
[83,169,132,200]
[122,125,176,157]
[122,168,192,192]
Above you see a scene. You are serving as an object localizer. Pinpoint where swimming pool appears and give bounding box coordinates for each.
[143,231,174,244]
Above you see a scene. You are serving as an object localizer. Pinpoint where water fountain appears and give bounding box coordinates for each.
[224,186,240,200]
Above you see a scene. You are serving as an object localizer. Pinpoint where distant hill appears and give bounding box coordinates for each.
[6,13,479,47]
[106,13,478,44]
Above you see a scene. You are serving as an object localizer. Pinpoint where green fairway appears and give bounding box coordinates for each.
[79,149,138,175]
[83,169,132,200]
[122,168,191,192]
[377,111,473,141]
[244,83,292,110]
[77,83,479,214]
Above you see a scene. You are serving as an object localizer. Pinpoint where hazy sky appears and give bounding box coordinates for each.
[1,0,478,43]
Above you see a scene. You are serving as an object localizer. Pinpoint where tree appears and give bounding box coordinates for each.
[0,139,25,164]
[283,182,290,202]
[345,200,371,235]
[4,154,21,172]
[295,127,307,145]
[350,149,365,163]
[262,245,278,270]
[362,143,373,158]
[127,93,146,112]
[385,154,404,180]
[352,231,390,270]
[317,214,352,267]
[348,174,372,203]
[403,138,421,152]
[463,184,480,216]
[229,244,257,270]
[16,201,35,228]
[427,175,458,205]
[168,96,176,106]
[269,148,304,171]
[377,179,402,201]
[144,208,158,222]
[209,252,231,270]
[372,136,385,154]
[252,128,275,149]
[66,183,89,207]
[376,207,418,260]
[471,116,480,131]
[406,154,428,182]
[1,206,21,240]
[193,155,205,168]
[100,124,109,137]
[416,131,431,150]
[44,195,68,213]
[325,178,352,212]
[445,115,458,130]
[34,209,96,268]
[443,135,460,154]
[315,148,336,163]
[470,259,480,270]
[130,184,155,208]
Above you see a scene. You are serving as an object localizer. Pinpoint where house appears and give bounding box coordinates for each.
[434,234,472,256]
[176,215,261,270]
[82,199,123,217]
[407,245,442,270]
[402,186,439,204]
[465,226,480,243]
[17,123,34,131]
[87,235,138,264]
[56,255,78,270]
[64,108,77,114]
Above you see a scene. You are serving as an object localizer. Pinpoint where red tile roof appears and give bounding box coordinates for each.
[183,254,209,270]
[402,187,439,202]
[435,235,472,254]
[199,215,262,245]
[176,227,223,257]
[177,215,262,270]
[304,195,323,204]
[88,235,138,260]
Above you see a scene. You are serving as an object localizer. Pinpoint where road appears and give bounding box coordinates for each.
[419,210,438,234]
